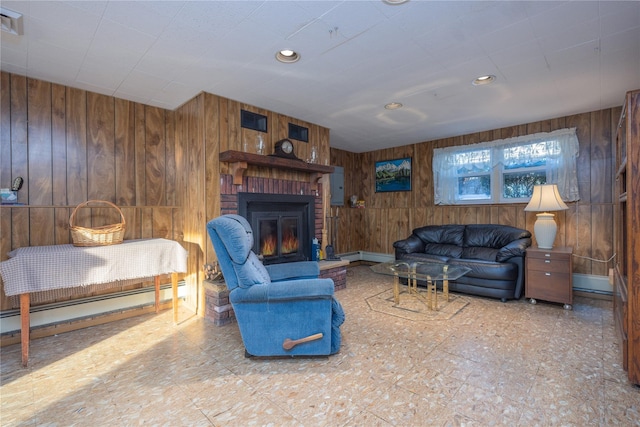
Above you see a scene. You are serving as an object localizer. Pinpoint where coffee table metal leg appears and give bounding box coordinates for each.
[409,265,417,295]
[433,282,438,310]
[426,278,430,307]
[430,281,438,310]
[393,274,400,305]
[443,266,450,302]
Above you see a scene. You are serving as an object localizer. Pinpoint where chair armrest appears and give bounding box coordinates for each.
[230,278,335,304]
[393,234,425,255]
[266,261,319,281]
[496,238,532,262]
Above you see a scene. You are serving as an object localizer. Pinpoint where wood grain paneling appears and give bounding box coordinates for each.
[145,106,166,206]
[27,79,52,206]
[331,108,618,276]
[0,72,184,310]
[590,109,613,204]
[115,98,136,205]
[52,84,67,206]
[134,103,146,205]
[10,75,28,204]
[0,208,11,308]
[0,73,11,188]
[87,92,116,201]
[66,87,88,205]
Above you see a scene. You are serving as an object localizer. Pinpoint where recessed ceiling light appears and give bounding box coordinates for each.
[472,75,496,86]
[382,0,409,5]
[276,49,300,63]
[384,102,403,110]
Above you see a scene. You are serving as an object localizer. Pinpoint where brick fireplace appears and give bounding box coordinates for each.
[220,174,323,240]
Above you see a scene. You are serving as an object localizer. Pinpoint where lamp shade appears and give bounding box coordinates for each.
[524,184,568,212]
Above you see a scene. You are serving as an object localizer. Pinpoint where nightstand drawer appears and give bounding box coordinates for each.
[527,250,571,261]
[526,270,572,302]
[527,257,570,273]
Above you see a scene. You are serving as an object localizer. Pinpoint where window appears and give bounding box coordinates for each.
[433,128,580,205]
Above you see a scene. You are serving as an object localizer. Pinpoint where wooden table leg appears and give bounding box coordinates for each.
[171,273,178,324]
[154,276,161,313]
[20,293,30,367]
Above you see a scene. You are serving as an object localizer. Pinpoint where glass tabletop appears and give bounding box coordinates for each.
[371,260,471,281]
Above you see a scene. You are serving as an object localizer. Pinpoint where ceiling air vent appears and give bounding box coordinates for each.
[1,7,23,36]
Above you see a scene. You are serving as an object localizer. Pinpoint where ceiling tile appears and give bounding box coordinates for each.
[2,1,639,152]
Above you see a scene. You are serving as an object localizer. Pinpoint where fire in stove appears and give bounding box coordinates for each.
[258,217,300,259]
[281,230,299,254]
[261,235,276,256]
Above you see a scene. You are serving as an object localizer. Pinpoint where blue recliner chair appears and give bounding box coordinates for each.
[206,214,345,357]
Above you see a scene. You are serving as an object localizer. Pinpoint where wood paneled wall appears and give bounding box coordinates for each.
[330,108,620,277]
[0,72,331,315]
[0,72,184,310]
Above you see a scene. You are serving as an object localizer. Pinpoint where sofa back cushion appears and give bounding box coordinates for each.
[461,246,499,261]
[413,225,464,259]
[463,224,531,249]
[424,243,463,259]
[414,225,464,246]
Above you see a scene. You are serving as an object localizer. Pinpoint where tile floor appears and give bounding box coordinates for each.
[1,265,639,426]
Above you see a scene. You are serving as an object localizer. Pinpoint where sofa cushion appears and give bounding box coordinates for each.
[397,252,449,264]
[463,224,531,249]
[424,243,463,259]
[414,225,464,246]
[461,246,499,261]
[393,234,425,255]
[449,258,518,281]
[496,239,531,262]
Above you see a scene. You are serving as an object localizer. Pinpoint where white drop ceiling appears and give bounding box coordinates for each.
[1,1,639,153]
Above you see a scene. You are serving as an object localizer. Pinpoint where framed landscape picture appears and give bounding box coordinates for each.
[375,157,412,192]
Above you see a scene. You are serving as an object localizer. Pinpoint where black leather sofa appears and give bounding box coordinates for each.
[393,224,532,301]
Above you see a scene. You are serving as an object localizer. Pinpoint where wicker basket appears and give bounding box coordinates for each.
[70,200,126,247]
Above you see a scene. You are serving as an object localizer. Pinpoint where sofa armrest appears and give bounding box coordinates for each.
[230,278,335,304]
[266,261,319,281]
[393,234,425,255]
[496,238,532,262]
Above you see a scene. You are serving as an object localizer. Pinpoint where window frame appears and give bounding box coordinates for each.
[433,128,580,206]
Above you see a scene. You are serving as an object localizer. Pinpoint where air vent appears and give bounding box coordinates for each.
[241,110,267,133]
[288,123,309,142]
[1,7,23,36]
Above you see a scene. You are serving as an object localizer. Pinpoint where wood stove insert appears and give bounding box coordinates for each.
[238,193,315,264]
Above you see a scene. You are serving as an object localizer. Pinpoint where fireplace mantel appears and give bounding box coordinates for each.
[220,150,334,187]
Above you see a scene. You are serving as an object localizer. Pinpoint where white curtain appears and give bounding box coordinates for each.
[433,128,580,205]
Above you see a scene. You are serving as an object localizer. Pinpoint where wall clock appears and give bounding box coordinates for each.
[271,138,300,160]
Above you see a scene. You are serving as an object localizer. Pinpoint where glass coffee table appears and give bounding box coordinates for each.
[371,261,471,311]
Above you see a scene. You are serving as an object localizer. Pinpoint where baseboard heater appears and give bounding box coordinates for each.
[0,282,186,335]
[338,251,393,263]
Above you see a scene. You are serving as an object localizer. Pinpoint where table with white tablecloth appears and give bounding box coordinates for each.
[0,238,188,366]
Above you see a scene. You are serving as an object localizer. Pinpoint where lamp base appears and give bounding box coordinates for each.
[534,212,557,249]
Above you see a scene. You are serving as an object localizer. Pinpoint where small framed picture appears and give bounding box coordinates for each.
[375,157,412,192]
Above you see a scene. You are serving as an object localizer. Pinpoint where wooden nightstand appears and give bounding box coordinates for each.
[525,246,573,310]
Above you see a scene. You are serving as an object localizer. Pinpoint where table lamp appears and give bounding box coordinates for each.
[524,184,568,249]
